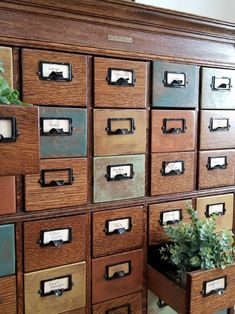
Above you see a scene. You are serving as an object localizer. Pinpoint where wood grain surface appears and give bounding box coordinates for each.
[22,49,88,106]
[94,57,148,108]
[151,152,195,196]
[0,105,40,175]
[60,307,86,314]
[0,275,17,314]
[92,291,143,314]
[23,214,87,272]
[25,158,87,211]
[92,206,144,258]
[0,176,16,215]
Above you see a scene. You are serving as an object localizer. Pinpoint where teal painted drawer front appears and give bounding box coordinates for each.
[201,67,235,109]
[40,107,87,158]
[152,61,199,108]
[0,224,15,276]
[93,154,145,203]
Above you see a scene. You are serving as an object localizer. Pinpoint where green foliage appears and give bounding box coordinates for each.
[0,61,24,105]
[160,206,234,276]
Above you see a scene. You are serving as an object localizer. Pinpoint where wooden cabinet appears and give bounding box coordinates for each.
[0,224,15,277]
[0,276,16,314]
[0,176,16,215]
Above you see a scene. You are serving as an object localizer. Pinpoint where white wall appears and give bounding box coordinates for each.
[135,0,235,23]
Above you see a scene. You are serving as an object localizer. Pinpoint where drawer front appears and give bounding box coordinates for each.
[201,67,235,109]
[61,308,86,314]
[24,214,87,272]
[0,105,40,175]
[149,200,192,245]
[40,107,87,158]
[92,291,143,313]
[151,109,196,152]
[148,291,176,314]
[25,158,87,211]
[152,61,199,108]
[200,110,235,150]
[93,154,145,203]
[22,49,88,106]
[0,224,15,276]
[92,249,143,304]
[151,152,195,196]
[94,57,148,108]
[198,150,235,189]
[24,262,86,314]
[92,206,144,258]
[196,194,233,232]
[0,46,13,88]
[94,109,147,156]
[0,176,16,215]
[0,275,16,314]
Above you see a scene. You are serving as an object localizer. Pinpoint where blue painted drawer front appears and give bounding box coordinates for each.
[152,61,199,108]
[40,107,87,158]
[0,224,15,276]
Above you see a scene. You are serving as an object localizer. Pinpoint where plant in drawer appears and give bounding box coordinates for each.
[148,206,235,314]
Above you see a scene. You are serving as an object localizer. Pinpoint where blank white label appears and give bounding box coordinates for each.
[162,210,181,224]
[208,203,224,216]
[43,277,70,294]
[205,277,225,294]
[210,157,226,168]
[43,119,70,133]
[0,119,12,138]
[42,63,70,79]
[107,218,129,233]
[212,118,228,129]
[110,165,131,179]
[166,72,185,85]
[214,78,230,89]
[110,70,133,83]
[43,228,70,245]
[165,162,183,174]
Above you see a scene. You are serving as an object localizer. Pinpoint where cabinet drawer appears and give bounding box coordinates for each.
[0,105,39,175]
[61,308,86,314]
[151,152,195,196]
[92,291,142,313]
[0,275,16,314]
[94,57,148,108]
[0,176,15,215]
[198,150,235,189]
[196,194,233,232]
[92,249,143,304]
[151,109,196,152]
[0,46,13,88]
[24,261,86,314]
[94,109,146,156]
[0,224,15,277]
[201,67,235,109]
[200,110,235,150]
[93,154,145,203]
[152,61,199,108]
[40,107,87,158]
[25,158,87,211]
[24,214,87,272]
[22,49,88,106]
[92,206,144,258]
[149,200,192,245]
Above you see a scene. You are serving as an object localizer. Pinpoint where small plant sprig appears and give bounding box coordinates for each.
[160,206,234,277]
[0,61,24,105]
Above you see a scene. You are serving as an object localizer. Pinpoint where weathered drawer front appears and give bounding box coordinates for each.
[60,308,86,314]
[0,105,39,175]
[24,262,86,314]
[94,57,148,108]
[198,150,235,189]
[151,152,195,196]
[94,109,147,156]
[0,275,16,314]
[149,199,192,245]
[152,61,199,108]
[25,158,87,211]
[24,214,87,272]
[196,194,233,232]
[201,67,235,109]
[0,46,13,88]
[93,154,145,203]
[22,49,88,106]
[92,206,144,258]
[92,291,143,313]
[200,110,235,150]
[40,107,87,158]
[0,224,15,277]
[92,249,143,304]
[0,176,16,215]
[151,109,196,152]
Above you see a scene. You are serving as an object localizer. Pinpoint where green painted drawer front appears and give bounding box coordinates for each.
[93,154,145,203]
[0,224,15,276]
[201,67,235,109]
[152,61,199,108]
[40,107,87,158]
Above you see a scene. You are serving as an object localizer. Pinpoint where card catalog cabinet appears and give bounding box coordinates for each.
[0,224,15,277]
[0,176,15,215]
[0,276,17,314]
